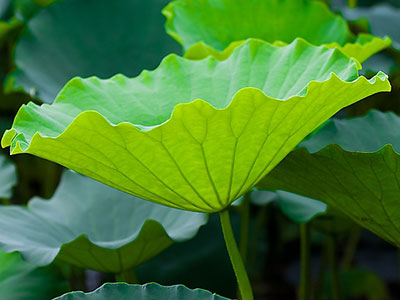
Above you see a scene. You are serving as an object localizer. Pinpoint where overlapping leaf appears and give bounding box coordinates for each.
[163,0,390,62]
[0,152,17,199]
[0,250,69,300]
[0,170,207,273]
[2,39,390,213]
[342,4,400,50]
[6,0,181,102]
[259,110,400,246]
[54,283,230,300]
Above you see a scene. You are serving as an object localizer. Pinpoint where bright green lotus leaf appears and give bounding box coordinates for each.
[0,170,207,273]
[6,0,181,103]
[54,283,230,300]
[2,39,391,213]
[0,152,17,199]
[259,110,400,246]
[163,0,390,63]
[0,250,69,300]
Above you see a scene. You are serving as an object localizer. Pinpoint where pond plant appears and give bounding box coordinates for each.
[0,0,399,299]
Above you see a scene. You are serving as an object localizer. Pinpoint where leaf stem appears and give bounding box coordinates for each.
[239,192,251,264]
[327,235,340,300]
[341,228,361,268]
[220,209,254,300]
[115,269,139,284]
[348,0,358,8]
[299,223,312,300]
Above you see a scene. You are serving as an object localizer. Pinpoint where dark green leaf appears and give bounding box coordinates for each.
[8,0,181,102]
[54,283,230,300]
[0,250,69,300]
[259,110,400,246]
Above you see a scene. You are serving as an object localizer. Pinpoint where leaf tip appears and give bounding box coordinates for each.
[1,129,16,149]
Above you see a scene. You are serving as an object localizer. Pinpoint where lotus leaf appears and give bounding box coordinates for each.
[259,110,400,246]
[0,170,207,273]
[7,0,181,102]
[54,283,230,300]
[2,39,390,213]
[163,0,390,62]
[276,191,327,223]
[0,152,17,199]
[0,250,69,300]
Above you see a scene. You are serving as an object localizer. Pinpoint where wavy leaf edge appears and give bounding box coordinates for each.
[184,36,391,64]
[54,282,230,300]
[2,71,390,153]
[0,200,208,267]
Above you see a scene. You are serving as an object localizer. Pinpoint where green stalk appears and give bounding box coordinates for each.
[314,245,329,299]
[249,205,268,274]
[348,0,358,7]
[299,223,312,300]
[239,192,251,264]
[115,269,138,284]
[220,209,254,300]
[327,236,340,300]
[341,229,361,268]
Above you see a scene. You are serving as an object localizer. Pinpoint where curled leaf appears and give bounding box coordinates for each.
[2,39,390,213]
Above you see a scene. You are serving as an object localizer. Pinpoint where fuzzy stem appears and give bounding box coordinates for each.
[341,229,361,268]
[327,236,340,300]
[239,193,251,264]
[348,0,358,8]
[220,209,254,300]
[299,223,312,300]
[115,269,138,284]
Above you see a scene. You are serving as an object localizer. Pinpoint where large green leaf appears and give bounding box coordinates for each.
[163,0,390,62]
[259,110,400,246]
[0,170,207,273]
[54,283,230,300]
[6,0,181,102]
[0,152,17,199]
[2,39,390,213]
[0,250,68,300]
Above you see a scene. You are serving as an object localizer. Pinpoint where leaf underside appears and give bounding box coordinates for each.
[163,0,390,62]
[0,170,207,272]
[2,39,390,213]
[259,110,400,247]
